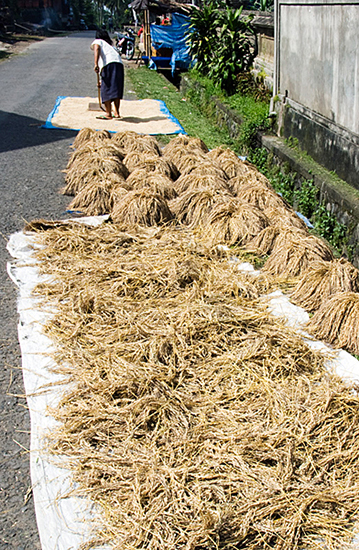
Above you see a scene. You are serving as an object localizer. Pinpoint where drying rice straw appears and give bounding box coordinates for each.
[306,291,359,354]
[27,221,359,550]
[263,227,334,277]
[170,187,231,227]
[203,197,269,246]
[162,135,209,156]
[111,189,173,227]
[291,258,359,312]
[126,172,178,200]
[174,173,232,195]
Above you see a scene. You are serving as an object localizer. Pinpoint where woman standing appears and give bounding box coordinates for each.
[91,29,124,120]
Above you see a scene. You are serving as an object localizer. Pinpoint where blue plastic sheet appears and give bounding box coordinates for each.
[150,13,193,75]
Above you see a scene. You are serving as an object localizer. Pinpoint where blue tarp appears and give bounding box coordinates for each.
[149,13,193,75]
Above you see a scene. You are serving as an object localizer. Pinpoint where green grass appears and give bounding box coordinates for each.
[126,66,234,149]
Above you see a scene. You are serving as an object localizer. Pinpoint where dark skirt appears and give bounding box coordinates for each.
[100,62,124,103]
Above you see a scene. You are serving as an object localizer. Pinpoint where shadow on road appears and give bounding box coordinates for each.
[0,110,77,153]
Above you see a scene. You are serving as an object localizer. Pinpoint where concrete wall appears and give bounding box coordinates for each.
[251,13,275,90]
[274,0,359,189]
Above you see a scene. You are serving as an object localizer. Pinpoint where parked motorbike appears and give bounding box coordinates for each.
[115,28,135,60]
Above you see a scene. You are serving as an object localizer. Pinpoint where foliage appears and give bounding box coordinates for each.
[187,0,223,73]
[293,178,318,219]
[185,70,270,153]
[236,71,271,102]
[254,0,274,11]
[313,205,347,252]
[208,5,256,93]
[188,0,256,94]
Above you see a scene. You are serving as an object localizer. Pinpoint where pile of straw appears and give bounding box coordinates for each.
[244,225,281,256]
[206,144,228,160]
[26,221,359,550]
[174,173,231,195]
[111,130,142,151]
[264,205,309,232]
[162,134,209,156]
[171,188,231,227]
[214,150,254,180]
[126,171,177,200]
[72,128,112,149]
[167,149,209,175]
[124,135,162,156]
[263,227,334,277]
[67,177,128,217]
[63,143,128,196]
[307,291,359,353]
[111,189,173,227]
[124,152,178,179]
[291,258,359,312]
[203,197,269,246]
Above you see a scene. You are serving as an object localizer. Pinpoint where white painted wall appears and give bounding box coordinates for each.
[275,0,359,136]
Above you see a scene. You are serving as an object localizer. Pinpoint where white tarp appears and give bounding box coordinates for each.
[7,225,359,550]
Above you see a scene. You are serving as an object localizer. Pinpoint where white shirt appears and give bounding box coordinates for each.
[90,39,122,72]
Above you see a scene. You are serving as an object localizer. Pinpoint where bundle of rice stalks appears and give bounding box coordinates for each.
[96,129,112,139]
[215,149,256,180]
[68,180,115,216]
[170,149,210,175]
[128,173,177,200]
[228,172,272,195]
[72,127,97,149]
[291,258,359,312]
[123,151,159,173]
[244,225,281,256]
[125,135,161,156]
[186,161,229,181]
[62,166,103,196]
[206,145,228,160]
[171,187,231,227]
[66,142,125,171]
[232,181,286,211]
[63,157,129,196]
[111,189,173,227]
[203,197,269,246]
[162,135,209,156]
[306,291,359,354]
[174,173,231,195]
[262,227,334,277]
[264,205,309,232]
[111,130,140,151]
[123,153,178,180]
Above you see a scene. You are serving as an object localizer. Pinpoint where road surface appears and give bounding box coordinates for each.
[0,31,125,549]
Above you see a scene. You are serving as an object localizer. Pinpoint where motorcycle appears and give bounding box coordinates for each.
[115,28,135,60]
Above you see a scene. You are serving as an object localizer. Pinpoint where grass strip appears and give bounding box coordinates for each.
[127,66,234,149]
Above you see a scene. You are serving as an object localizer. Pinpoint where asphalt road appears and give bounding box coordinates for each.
[0,31,115,549]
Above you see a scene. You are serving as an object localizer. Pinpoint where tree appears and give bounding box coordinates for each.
[188,0,256,94]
